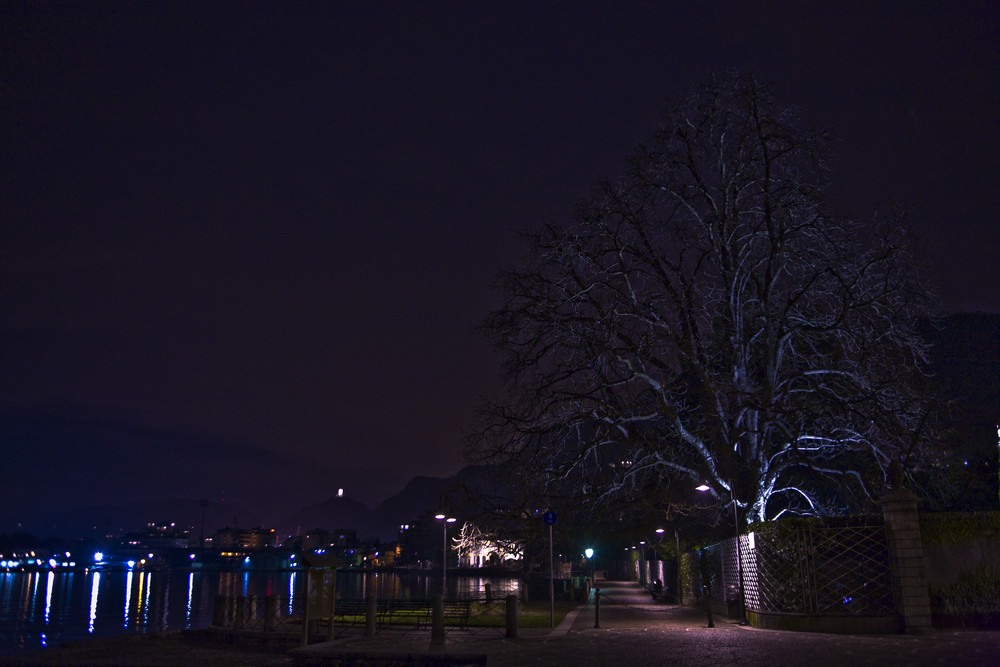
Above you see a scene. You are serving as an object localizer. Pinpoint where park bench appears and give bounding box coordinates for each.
[332,598,474,628]
[439,599,473,628]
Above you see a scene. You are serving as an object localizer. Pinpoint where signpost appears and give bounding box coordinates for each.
[542,510,557,628]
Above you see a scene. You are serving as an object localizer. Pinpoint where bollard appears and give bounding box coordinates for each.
[594,587,601,628]
[484,582,493,603]
[431,595,445,645]
[703,585,714,628]
[365,593,377,637]
[505,594,519,638]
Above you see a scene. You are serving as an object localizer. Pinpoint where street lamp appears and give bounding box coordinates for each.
[435,514,456,597]
[696,483,748,625]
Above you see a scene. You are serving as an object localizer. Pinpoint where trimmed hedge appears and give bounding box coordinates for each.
[920,511,1000,545]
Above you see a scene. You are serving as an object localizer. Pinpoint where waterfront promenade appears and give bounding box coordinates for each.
[291,579,1000,667]
[6,579,1000,666]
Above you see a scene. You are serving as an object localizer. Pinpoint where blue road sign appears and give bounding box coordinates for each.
[542,510,557,525]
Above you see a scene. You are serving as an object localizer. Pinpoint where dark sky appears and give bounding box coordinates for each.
[2,2,998,528]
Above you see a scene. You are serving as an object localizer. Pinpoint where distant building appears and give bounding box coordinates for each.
[121,522,192,550]
[211,527,277,556]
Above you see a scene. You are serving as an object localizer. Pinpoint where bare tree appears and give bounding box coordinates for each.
[472,72,934,525]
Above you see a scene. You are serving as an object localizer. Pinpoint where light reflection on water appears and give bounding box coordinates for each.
[0,569,520,656]
[186,572,194,626]
[88,572,99,633]
[44,572,53,625]
[122,569,132,628]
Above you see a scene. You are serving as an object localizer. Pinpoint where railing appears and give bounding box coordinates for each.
[212,595,510,632]
[213,594,302,631]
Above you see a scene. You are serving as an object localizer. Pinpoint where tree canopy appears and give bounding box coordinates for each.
[471,72,934,525]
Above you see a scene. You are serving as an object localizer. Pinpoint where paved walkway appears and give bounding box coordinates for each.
[290,580,1000,666]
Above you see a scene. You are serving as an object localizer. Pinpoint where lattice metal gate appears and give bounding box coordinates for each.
[745,523,895,615]
[692,521,895,618]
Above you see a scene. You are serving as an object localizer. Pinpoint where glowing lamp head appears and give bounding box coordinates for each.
[584,548,594,559]
[695,484,711,492]
[94,552,104,563]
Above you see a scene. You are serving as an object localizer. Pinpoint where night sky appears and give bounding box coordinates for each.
[2,2,998,530]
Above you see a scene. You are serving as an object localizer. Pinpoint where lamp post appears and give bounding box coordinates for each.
[435,514,456,597]
[673,527,683,604]
[696,483,748,625]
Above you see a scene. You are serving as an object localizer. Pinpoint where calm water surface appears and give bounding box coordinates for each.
[0,569,519,656]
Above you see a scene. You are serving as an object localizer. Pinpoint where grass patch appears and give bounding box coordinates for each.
[514,600,578,628]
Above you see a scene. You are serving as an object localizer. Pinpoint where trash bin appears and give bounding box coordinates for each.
[725,584,741,618]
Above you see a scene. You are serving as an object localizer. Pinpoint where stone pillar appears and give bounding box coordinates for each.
[264,595,278,631]
[213,595,228,627]
[234,596,246,629]
[881,486,933,633]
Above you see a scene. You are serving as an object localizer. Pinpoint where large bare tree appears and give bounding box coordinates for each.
[472,72,934,525]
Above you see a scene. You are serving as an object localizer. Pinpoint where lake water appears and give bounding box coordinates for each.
[0,569,521,656]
